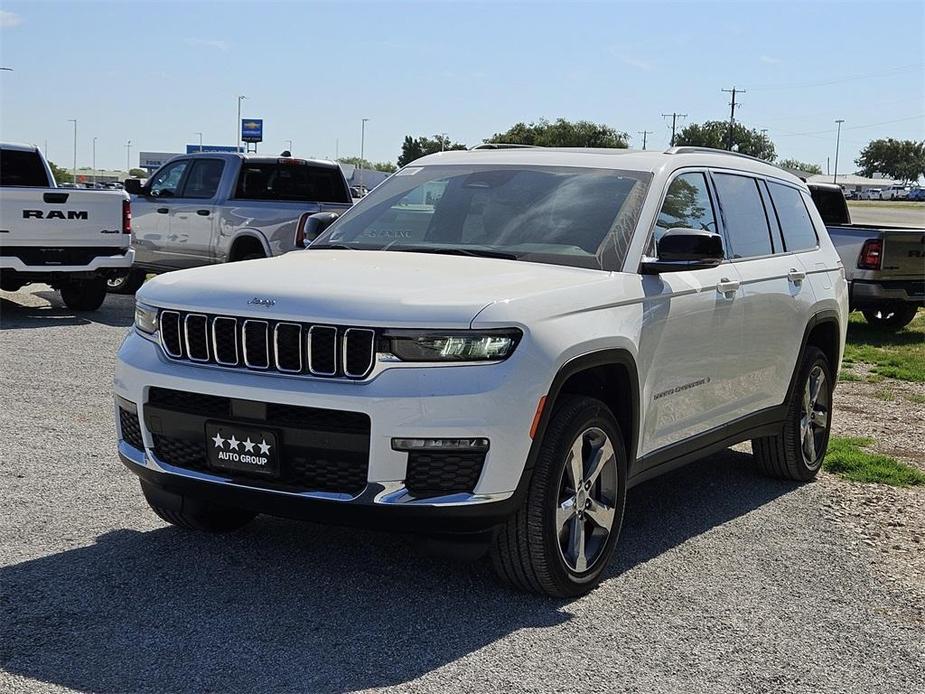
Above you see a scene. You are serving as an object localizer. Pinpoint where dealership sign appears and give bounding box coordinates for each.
[241,119,264,143]
[186,144,245,154]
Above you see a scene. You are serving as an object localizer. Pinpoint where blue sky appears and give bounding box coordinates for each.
[1,0,922,172]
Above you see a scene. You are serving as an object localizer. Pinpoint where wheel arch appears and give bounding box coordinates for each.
[227,230,270,261]
[787,309,841,401]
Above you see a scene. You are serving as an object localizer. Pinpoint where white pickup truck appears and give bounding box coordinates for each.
[0,143,133,310]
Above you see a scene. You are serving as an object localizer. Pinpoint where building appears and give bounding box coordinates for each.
[805,173,898,195]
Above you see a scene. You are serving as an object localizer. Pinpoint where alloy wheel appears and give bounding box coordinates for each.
[800,365,829,468]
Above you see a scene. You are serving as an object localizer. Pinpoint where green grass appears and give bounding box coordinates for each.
[838,370,863,382]
[847,200,925,209]
[873,387,894,401]
[908,393,925,405]
[823,436,925,486]
[842,310,925,382]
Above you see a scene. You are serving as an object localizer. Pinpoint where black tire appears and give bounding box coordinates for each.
[142,483,256,532]
[107,268,146,294]
[59,278,107,311]
[752,346,833,482]
[861,304,918,331]
[237,252,265,261]
[490,395,627,597]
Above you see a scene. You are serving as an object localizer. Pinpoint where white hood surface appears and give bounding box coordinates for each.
[138,250,611,327]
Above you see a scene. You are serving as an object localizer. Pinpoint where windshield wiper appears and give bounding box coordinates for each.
[391,246,519,260]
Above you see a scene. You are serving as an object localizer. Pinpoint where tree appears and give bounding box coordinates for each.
[486,118,628,148]
[855,139,925,183]
[673,121,776,161]
[47,160,73,184]
[777,158,822,175]
[397,135,467,167]
[128,168,147,178]
[337,157,397,173]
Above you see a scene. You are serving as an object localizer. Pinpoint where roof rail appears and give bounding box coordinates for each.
[470,143,542,150]
[665,146,771,165]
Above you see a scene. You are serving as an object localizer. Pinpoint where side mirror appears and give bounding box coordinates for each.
[123,178,145,195]
[641,228,725,274]
[303,212,340,244]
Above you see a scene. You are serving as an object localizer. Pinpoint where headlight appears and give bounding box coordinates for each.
[383,329,521,362]
[134,302,158,335]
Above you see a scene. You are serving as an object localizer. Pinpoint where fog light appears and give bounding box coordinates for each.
[392,437,489,452]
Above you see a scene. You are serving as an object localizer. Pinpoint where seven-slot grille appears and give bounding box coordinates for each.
[158,310,376,379]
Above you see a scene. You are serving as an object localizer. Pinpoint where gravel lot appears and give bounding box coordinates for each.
[2,288,924,694]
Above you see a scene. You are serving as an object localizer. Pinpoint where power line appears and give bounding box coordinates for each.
[661,112,687,147]
[721,87,744,150]
[637,130,654,150]
[748,63,923,91]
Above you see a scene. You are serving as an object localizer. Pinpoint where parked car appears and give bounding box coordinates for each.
[115,146,848,597]
[0,142,132,310]
[809,182,923,330]
[112,153,353,293]
[858,188,882,200]
[906,187,925,201]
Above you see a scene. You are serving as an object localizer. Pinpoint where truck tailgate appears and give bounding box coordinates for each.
[0,188,128,246]
[881,229,925,278]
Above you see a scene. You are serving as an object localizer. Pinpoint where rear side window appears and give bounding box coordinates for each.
[713,173,773,258]
[181,159,224,199]
[234,163,350,203]
[0,149,51,187]
[768,182,819,251]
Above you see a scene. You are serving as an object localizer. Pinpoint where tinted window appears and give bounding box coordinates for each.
[0,149,51,187]
[653,172,717,249]
[234,163,350,203]
[808,186,850,225]
[149,160,189,198]
[769,183,819,251]
[313,165,650,270]
[713,173,773,258]
[181,159,224,199]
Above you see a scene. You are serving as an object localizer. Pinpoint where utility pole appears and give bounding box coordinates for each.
[661,112,687,147]
[285,139,293,153]
[637,130,654,150]
[67,119,77,183]
[195,132,203,152]
[92,137,97,185]
[833,119,845,185]
[721,87,745,150]
[359,118,369,191]
[236,95,247,152]
[125,140,132,172]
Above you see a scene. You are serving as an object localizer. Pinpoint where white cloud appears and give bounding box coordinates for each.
[185,38,228,51]
[622,57,653,71]
[760,55,783,65]
[0,10,23,28]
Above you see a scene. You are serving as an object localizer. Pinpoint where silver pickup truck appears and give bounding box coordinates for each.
[115,152,352,293]
[808,182,924,330]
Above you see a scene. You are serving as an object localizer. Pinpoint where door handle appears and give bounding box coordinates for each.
[196,209,210,216]
[716,277,740,296]
[788,268,806,283]
[156,207,169,214]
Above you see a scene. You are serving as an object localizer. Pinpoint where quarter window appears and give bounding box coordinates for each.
[149,160,189,198]
[654,172,717,245]
[713,173,773,258]
[767,182,818,251]
[181,159,224,199]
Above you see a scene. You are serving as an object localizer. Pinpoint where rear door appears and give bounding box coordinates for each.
[169,158,225,265]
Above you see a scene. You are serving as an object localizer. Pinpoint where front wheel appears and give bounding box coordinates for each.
[59,278,107,311]
[490,395,627,597]
[862,304,918,331]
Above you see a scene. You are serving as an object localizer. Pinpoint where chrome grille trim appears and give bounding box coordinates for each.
[159,311,183,358]
[211,316,239,366]
[308,325,338,376]
[273,322,303,373]
[183,313,210,362]
[343,328,376,378]
[242,320,270,370]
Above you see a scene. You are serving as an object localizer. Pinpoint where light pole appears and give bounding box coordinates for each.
[68,119,77,184]
[359,118,369,191]
[285,139,292,153]
[195,132,203,152]
[833,119,845,185]
[441,132,448,152]
[92,137,97,185]
[236,95,247,152]
[125,140,132,173]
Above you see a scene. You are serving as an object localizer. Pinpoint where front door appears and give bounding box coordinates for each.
[168,158,225,267]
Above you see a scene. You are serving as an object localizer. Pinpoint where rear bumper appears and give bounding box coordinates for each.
[850,279,925,306]
[0,247,134,273]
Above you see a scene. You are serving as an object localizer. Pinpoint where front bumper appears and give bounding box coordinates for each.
[114,331,545,527]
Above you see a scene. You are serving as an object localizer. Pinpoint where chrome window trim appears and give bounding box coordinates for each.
[158,310,183,358]
[307,325,338,376]
[273,322,303,373]
[183,313,210,362]
[242,319,270,370]
[342,328,376,378]
[211,316,239,366]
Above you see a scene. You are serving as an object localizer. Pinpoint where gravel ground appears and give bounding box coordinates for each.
[2,287,924,694]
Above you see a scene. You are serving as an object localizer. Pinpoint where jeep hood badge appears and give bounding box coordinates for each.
[248,297,276,307]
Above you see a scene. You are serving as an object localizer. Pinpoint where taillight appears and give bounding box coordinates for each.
[858,239,882,270]
[295,212,310,248]
[122,199,132,234]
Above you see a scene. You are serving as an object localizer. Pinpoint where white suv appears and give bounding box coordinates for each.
[114,147,848,596]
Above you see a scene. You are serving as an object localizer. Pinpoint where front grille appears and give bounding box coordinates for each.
[405,451,486,498]
[118,407,144,450]
[0,246,127,266]
[145,387,371,495]
[157,310,375,379]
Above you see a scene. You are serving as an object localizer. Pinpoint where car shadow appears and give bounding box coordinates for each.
[0,290,135,330]
[0,449,798,692]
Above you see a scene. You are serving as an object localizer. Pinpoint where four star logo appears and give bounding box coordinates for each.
[212,431,271,456]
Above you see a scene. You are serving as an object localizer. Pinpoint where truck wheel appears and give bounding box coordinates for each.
[862,305,918,331]
[107,268,146,294]
[752,346,833,482]
[490,395,627,597]
[142,483,256,532]
[59,278,108,311]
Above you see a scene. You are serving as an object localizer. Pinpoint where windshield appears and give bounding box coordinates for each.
[311,165,650,270]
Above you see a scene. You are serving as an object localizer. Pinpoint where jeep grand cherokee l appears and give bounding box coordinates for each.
[114,146,848,597]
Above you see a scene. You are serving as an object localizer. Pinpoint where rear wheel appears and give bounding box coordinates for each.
[752,346,833,481]
[490,395,627,597]
[59,278,107,311]
[142,483,256,532]
[107,268,146,294]
[862,304,918,331]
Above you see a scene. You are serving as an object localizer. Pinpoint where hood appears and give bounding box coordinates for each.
[138,249,611,327]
